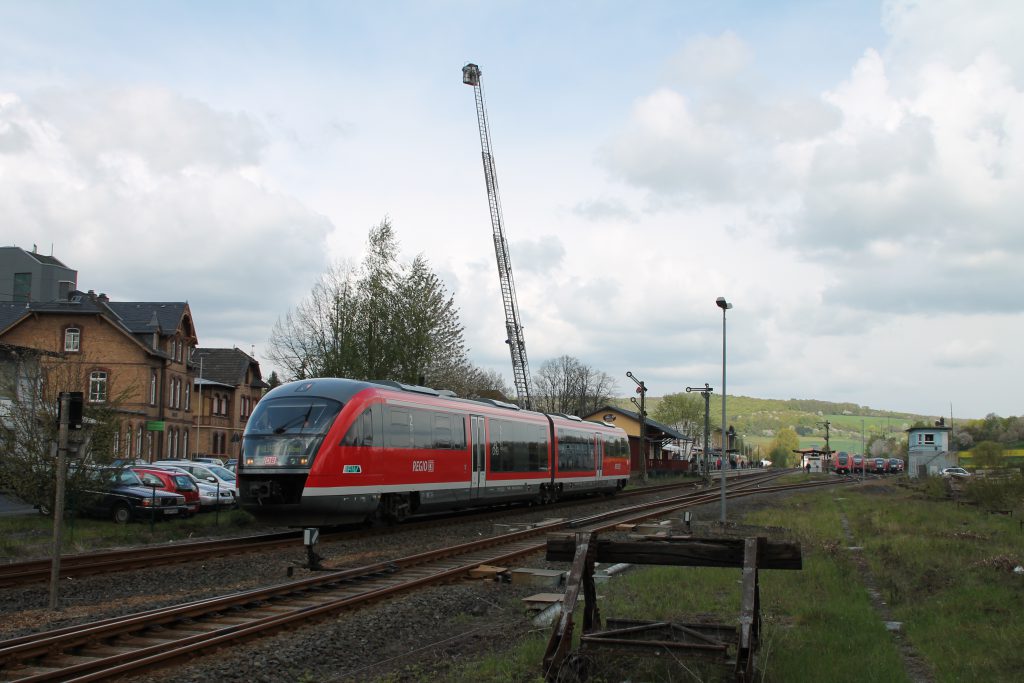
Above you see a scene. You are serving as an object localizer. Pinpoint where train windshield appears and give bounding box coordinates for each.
[242,396,343,468]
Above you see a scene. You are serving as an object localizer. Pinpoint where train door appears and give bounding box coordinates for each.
[471,415,486,498]
[595,435,603,479]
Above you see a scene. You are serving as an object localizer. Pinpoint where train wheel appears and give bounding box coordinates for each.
[379,493,411,524]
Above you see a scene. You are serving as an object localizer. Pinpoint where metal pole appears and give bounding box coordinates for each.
[48,393,70,611]
[717,298,731,524]
[686,384,714,489]
[703,391,711,487]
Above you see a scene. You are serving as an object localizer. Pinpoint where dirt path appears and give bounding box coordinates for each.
[836,501,935,683]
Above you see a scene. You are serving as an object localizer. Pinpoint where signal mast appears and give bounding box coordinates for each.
[462,63,532,409]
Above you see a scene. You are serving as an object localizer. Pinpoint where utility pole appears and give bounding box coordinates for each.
[627,372,648,481]
[818,420,832,468]
[686,383,714,488]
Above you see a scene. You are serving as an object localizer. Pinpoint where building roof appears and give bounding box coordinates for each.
[106,302,189,335]
[193,347,268,389]
[0,293,193,361]
[588,404,687,441]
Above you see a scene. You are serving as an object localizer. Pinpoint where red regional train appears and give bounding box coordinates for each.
[236,378,631,527]
[832,451,852,474]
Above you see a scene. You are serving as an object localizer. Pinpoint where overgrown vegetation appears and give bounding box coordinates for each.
[439,478,1023,682]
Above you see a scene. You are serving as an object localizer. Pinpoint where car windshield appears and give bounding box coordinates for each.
[206,465,235,481]
[107,469,143,487]
[171,475,195,489]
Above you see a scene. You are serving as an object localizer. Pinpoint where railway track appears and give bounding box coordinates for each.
[0,472,844,682]
[0,471,770,588]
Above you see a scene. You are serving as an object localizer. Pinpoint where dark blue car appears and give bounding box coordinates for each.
[77,467,188,523]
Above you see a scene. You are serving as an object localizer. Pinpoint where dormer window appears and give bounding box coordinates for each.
[64,327,81,352]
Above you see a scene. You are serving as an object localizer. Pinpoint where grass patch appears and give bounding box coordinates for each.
[0,508,257,561]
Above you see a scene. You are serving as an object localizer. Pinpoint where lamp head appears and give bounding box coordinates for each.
[716,297,732,310]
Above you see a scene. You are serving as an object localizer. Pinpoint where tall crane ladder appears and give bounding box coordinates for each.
[462,63,532,408]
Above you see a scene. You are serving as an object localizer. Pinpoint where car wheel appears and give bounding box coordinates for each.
[112,503,132,524]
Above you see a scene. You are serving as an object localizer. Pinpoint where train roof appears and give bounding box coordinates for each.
[265,378,624,431]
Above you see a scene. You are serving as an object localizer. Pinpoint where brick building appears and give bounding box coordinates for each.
[192,347,268,462]
[0,290,200,461]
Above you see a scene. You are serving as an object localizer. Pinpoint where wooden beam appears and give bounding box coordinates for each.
[545,536,801,570]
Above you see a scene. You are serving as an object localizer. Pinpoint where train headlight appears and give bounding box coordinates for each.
[245,457,255,466]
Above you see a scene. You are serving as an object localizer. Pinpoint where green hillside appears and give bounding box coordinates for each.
[611,394,943,456]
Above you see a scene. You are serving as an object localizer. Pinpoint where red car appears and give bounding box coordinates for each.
[132,467,201,516]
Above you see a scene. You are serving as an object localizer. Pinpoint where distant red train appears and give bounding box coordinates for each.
[237,378,631,526]
[832,451,852,474]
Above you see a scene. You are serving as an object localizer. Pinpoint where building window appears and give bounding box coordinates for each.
[64,327,81,352]
[146,431,153,459]
[113,429,120,456]
[150,371,157,405]
[13,272,31,302]
[136,426,143,456]
[182,431,189,458]
[89,371,108,403]
[185,384,191,411]
[924,433,935,445]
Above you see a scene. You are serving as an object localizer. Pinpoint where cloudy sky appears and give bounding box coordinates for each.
[1,1,1020,419]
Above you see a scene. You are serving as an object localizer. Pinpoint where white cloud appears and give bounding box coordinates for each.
[0,86,332,350]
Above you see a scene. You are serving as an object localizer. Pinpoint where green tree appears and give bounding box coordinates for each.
[972,440,1005,469]
[651,392,704,444]
[266,218,477,393]
[768,427,799,467]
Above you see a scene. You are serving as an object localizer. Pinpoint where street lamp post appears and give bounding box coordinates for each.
[686,383,714,488]
[716,296,732,525]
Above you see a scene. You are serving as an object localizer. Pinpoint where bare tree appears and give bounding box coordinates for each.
[532,355,616,417]
[0,361,127,513]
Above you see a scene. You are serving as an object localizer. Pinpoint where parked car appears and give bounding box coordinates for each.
[224,458,237,473]
[76,467,188,523]
[941,467,972,478]
[148,465,235,510]
[131,467,201,516]
[192,457,225,467]
[154,461,237,504]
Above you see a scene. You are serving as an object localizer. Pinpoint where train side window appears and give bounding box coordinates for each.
[490,419,548,472]
[433,414,452,449]
[412,409,432,448]
[386,407,412,448]
[341,408,376,447]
